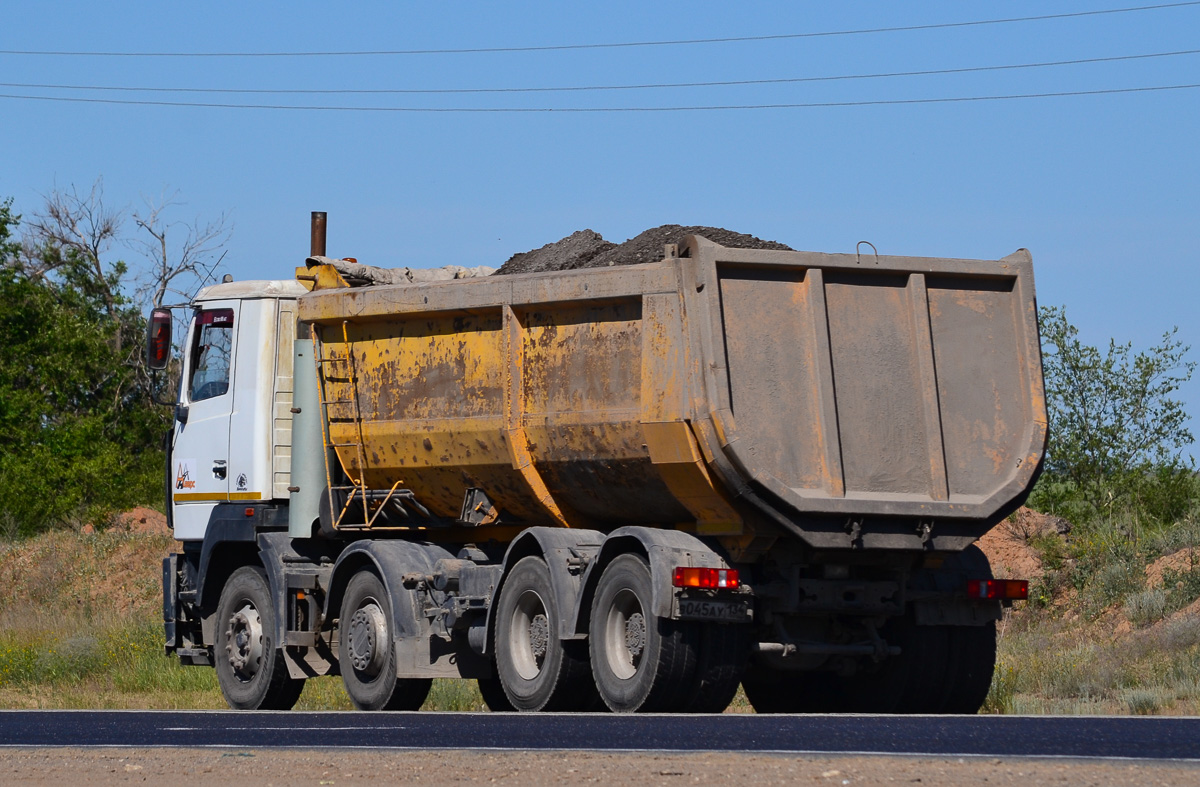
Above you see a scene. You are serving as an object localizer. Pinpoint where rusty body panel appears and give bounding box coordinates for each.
[297,237,1045,555]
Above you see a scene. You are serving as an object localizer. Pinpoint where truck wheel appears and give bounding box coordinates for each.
[741,666,845,713]
[215,566,305,710]
[495,556,598,711]
[938,621,997,713]
[589,554,698,713]
[684,622,749,713]
[933,544,999,714]
[833,614,949,714]
[339,570,432,711]
[476,677,515,712]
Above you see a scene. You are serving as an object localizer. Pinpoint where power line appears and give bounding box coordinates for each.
[2,2,1197,58]
[2,49,1197,96]
[1,83,1196,112]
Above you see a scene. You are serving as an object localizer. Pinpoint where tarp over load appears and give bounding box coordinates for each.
[305,256,495,286]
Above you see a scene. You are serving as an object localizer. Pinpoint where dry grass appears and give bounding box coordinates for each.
[984,506,1200,716]
[3,519,1200,714]
[0,528,501,711]
[987,608,1200,715]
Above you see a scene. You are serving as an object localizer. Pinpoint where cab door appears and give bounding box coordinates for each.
[171,303,239,541]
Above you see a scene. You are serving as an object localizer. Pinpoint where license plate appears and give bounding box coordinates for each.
[678,598,750,622]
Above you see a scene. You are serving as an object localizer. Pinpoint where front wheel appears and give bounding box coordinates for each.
[339,570,432,711]
[214,566,305,710]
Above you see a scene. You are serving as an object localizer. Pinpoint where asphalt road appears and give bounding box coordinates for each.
[0,711,1198,760]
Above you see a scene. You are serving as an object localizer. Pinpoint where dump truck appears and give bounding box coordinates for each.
[153,213,1045,713]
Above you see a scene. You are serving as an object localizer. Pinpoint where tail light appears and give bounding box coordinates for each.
[967,578,1028,600]
[673,566,739,589]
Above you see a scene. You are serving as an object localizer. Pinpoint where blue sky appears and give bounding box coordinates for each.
[3,2,1199,447]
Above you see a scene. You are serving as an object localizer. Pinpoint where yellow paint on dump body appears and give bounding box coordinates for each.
[642,421,742,535]
[302,262,742,534]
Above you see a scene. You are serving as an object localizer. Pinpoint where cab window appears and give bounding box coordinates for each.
[188,308,234,402]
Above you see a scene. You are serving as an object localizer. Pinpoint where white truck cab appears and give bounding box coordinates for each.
[170,280,306,540]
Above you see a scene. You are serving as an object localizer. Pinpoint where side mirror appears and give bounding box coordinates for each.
[146,308,172,370]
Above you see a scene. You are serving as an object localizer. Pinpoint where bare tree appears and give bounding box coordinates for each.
[23,178,125,324]
[19,178,232,365]
[129,189,232,309]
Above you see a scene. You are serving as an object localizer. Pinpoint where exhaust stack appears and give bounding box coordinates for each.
[310,211,327,257]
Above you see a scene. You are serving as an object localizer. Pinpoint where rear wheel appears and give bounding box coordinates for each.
[742,616,950,714]
[934,545,1000,714]
[477,677,515,712]
[339,570,432,711]
[836,615,950,714]
[742,665,847,713]
[684,622,749,713]
[215,566,305,710]
[938,621,997,713]
[495,556,598,711]
[589,554,698,713]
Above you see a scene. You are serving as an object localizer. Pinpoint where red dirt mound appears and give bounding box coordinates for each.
[80,507,170,536]
[976,506,1070,580]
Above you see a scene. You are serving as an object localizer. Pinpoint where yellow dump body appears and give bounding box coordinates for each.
[296,237,1046,554]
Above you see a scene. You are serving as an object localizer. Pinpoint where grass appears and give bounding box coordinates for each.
[984,487,1200,715]
[988,611,1200,715]
[0,615,495,711]
[2,501,1200,714]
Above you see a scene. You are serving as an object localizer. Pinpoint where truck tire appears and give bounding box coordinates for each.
[741,666,845,713]
[938,621,997,713]
[741,616,950,715]
[214,566,305,710]
[476,677,515,712]
[932,544,1000,714]
[837,615,950,714]
[684,622,749,713]
[495,556,598,711]
[339,570,432,711]
[589,554,698,713]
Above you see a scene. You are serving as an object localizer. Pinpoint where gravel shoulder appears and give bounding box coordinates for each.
[1,748,1197,786]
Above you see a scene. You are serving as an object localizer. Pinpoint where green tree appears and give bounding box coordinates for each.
[0,198,167,536]
[0,198,18,261]
[1032,305,1196,524]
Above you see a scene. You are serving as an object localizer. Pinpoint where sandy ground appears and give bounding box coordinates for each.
[0,749,1197,786]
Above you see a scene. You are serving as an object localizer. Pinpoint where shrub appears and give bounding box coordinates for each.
[1123,688,1165,715]
[1124,589,1169,627]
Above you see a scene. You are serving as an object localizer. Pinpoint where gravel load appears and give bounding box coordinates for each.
[495,224,792,276]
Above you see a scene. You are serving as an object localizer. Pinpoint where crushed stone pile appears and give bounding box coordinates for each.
[496,224,792,276]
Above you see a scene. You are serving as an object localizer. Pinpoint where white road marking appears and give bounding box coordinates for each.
[161,726,407,732]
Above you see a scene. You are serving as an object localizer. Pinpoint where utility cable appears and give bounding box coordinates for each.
[2,49,1197,96]
[1,83,1197,112]
[1,2,1197,57]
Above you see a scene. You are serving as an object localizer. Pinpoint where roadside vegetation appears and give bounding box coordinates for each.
[0,520,493,711]
[0,186,1196,713]
[0,187,225,537]
[980,306,1199,715]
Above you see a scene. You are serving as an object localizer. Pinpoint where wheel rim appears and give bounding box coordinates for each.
[225,602,264,681]
[509,589,550,681]
[347,597,389,677]
[603,588,645,680]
